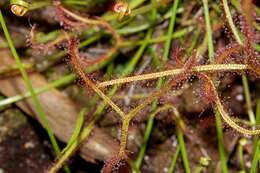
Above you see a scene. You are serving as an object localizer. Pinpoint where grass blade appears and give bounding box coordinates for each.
[0,10,70,173]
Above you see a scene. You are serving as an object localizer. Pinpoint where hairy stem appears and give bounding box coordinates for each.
[97,64,248,88]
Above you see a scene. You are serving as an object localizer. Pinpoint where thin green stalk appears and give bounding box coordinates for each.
[202,0,214,62]
[151,0,157,22]
[250,140,260,173]
[176,126,190,173]
[48,115,97,173]
[163,0,179,61]
[35,30,61,44]
[0,63,33,76]
[130,3,158,18]
[167,146,180,173]
[187,28,200,54]
[121,27,192,47]
[134,115,155,168]
[62,107,86,153]
[29,1,52,10]
[238,138,247,171]
[128,160,141,173]
[62,0,96,6]
[215,111,229,173]
[0,74,75,107]
[254,99,260,150]
[117,23,150,35]
[0,10,70,173]
[122,29,153,75]
[242,75,256,124]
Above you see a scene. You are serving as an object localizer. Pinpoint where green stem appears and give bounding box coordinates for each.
[187,28,200,54]
[250,140,260,173]
[29,1,52,10]
[215,111,229,173]
[238,138,246,171]
[121,27,192,47]
[151,0,157,21]
[254,99,260,150]
[167,146,180,173]
[242,75,256,124]
[62,107,86,153]
[162,0,179,61]
[134,115,155,168]
[176,127,190,173]
[0,63,32,76]
[202,0,214,61]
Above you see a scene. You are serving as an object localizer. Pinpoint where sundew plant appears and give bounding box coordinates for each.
[0,0,260,173]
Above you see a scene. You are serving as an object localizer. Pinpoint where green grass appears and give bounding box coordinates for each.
[202,0,214,62]
[167,146,180,173]
[238,138,247,171]
[62,107,86,153]
[215,111,229,173]
[0,10,71,173]
[176,120,190,173]
[162,0,179,61]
